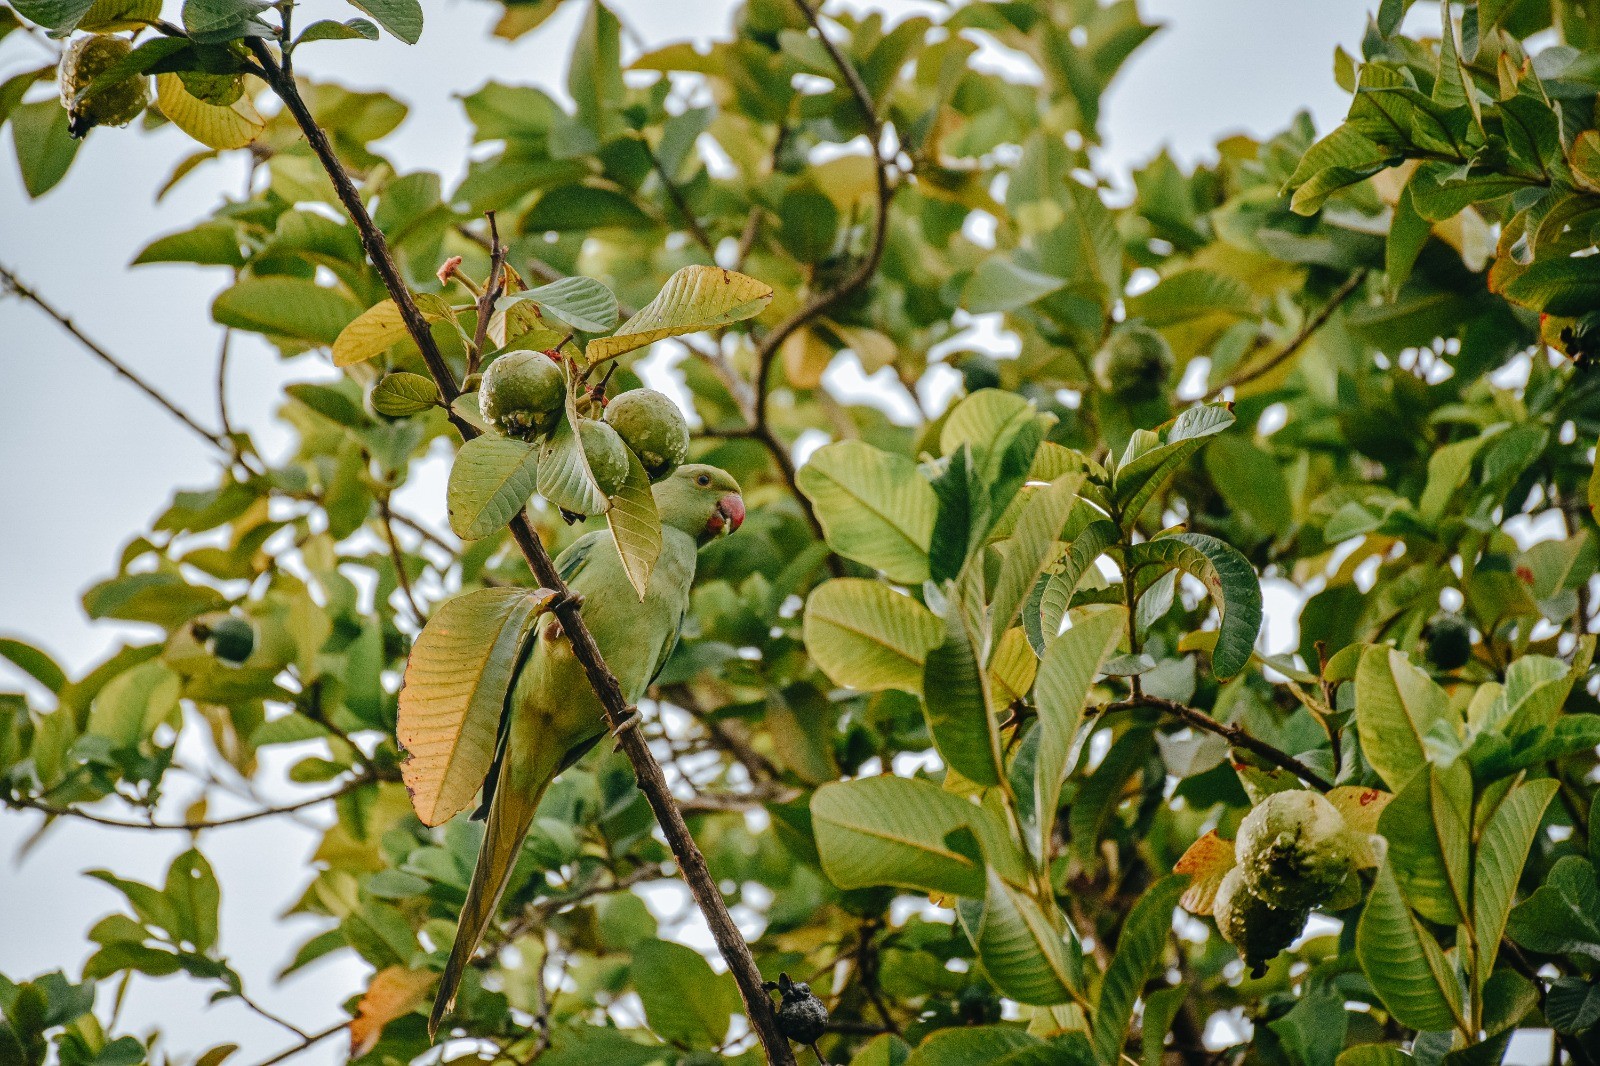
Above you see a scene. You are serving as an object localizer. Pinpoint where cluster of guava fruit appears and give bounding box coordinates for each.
[58,34,150,138]
[477,350,689,497]
[1213,790,1357,976]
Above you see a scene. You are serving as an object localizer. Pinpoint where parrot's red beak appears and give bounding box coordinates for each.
[711,493,745,536]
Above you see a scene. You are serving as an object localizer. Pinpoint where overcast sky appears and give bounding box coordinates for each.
[0,1,1380,1062]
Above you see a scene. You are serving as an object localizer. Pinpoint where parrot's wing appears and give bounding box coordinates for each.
[554,528,608,587]
[646,599,689,687]
[430,721,558,1037]
[470,530,611,823]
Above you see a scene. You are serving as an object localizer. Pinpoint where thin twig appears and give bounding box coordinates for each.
[379,495,426,626]
[643,139,718,258]
[742,0,894,549]
[468,211,507,378]
[1205,269,1369,399]
[1,262,228,448]
[246,1020,347,1066]
[5,773,375,831]
[234,989,309,1040]
[249,41,796,1066]
[1103,695,1334,792]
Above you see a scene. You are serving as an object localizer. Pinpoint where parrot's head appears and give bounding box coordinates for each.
[654,464,744,544]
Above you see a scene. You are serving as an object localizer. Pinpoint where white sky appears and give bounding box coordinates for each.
[0,1,1381,1062]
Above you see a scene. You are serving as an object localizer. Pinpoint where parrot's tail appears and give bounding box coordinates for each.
[429,765,549,1039]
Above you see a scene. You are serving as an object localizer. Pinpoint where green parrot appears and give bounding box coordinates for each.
[430,463,745,1036]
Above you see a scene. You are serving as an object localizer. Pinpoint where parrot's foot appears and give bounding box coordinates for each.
[610,707,642,747]
[552,590,585,613]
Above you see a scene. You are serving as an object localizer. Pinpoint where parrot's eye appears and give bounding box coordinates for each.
[696,474,711,486]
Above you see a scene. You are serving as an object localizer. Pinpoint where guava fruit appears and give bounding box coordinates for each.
[1423,611,1473,671]
[478,349,565,439]
[193,615,256,666]
[603,389,690,482]
[1236,789,1355,910]
[578,417,630,496]
[1094,323,1175,401]
[59,34,149,137]
[1213,866,1309,977]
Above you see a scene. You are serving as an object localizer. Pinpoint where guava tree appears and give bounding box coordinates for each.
[2,0,1599,1064]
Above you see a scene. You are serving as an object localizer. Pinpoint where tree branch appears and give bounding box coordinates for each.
[5,772,377,831]
[248,42,796,1066]
[1,262,228,449]
[1205,269,1369,400]
[642,138,718,258]
[246,1020,347,1066]
[1103,694,1334,792]
[740,0,894,549]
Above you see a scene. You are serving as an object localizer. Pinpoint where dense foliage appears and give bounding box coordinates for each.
[3,0,1600,1063]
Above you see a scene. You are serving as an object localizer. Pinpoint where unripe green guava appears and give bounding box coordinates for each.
[1213,866,1309,977]
[603,389,689,482]
[193,615,256,666]
[956,353,1002,393]
[1423,611,1473,671]
[1236,789,1354,910]
[578,418,630,496]
[1093,324,1175,401]
[478,350,565,439]
[59,34,149,137]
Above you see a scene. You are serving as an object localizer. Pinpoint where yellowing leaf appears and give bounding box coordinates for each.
[781,326,832,389]
[398,587,555,826]
[989,627,1038,704]
[156,73,264,150]
[1174,830,1236,915]
[606,448,661,600]
[350,966,435,1056]
[585,265,772,363]
[333,296,456,367]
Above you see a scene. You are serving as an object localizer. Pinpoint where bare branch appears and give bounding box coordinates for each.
[5,773,377,831]
[1,262,228,449]
[643,138,718,258]
[1205,269,1369,400]
[1102,694,1334,792]
[246,1020,347,1066]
